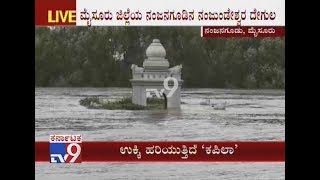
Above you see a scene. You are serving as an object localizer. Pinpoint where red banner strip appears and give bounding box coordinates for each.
[36,141,284,162]
[202,26,285,38]
[35,0,76,26]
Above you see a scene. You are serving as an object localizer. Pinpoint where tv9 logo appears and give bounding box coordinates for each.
[50,135,82,163]
[146,77,178,98]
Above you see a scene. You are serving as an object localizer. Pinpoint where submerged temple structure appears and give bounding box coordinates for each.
[130,39,183,108]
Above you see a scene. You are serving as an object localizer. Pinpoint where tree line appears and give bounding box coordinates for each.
[35,27,285,89]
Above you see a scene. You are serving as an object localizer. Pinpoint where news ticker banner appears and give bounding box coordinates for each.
[35,0,285,38]
[35,135,284,163]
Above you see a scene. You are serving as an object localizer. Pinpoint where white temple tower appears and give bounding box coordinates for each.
[130,39,183,108]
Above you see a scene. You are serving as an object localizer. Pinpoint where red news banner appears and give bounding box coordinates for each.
[36,141,284,162]
[202,26,285,38]
[35,0,76,26]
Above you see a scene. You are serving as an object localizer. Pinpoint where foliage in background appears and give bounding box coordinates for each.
[35,27,285,89]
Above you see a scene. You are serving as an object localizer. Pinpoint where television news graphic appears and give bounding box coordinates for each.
[49,135,82,163]
[35,0,285,38]
[36,141,284,162]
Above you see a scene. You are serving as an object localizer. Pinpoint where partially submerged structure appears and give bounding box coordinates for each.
[130,39,183,108]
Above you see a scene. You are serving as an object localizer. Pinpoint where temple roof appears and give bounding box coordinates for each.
[146,39,166,58]
[143,39,169,70]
